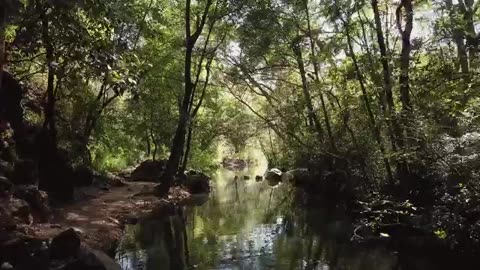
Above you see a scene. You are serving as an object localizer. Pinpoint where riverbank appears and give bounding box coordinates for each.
[26,181,164,253]
[0,172,203,270]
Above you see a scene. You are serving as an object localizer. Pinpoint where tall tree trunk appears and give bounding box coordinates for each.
[0,6,6,90]
[372,0,401,147]
[292,40,324,143]
[446,0,469,74]
[40,2,57,144]
[145,130,151,157]
[397,0,414,190]
[345,21,394,185]
[162,51,192,183]
[397,0,413,116]
[149,127,158,161]
[163,0,212,185]
[181,123,194,173]
[304,0,336,151]
[461,0,478,70]
[331,82,371,183]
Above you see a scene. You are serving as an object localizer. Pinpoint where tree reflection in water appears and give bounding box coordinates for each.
[116,166,444,270]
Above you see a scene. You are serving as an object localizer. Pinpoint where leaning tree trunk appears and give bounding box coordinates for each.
[461,0,478,70]
[40,3,57,145]
[304,0,336,151]
[446,0,469,74]
[163,0,213,186]
[345,20,394,185]
[397,0,414,191]
[372,0,403,150]
[292,40,325,143]
[180,123,194,173]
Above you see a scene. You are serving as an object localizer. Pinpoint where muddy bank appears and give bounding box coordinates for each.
[0,177,205,270]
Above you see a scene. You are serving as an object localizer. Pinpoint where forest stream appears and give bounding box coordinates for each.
[114,155,458,270]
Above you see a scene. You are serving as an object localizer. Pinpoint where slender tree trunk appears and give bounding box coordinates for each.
[163,0,212,185]
[145,130,151,157]
[40,3,57,144]
[292,40,324,143]
[181,123,194,172]
[372,0,401,146]
[461,0,478,69]
[152,143,157,161]
[446,0,469,74]
[345,22,394,185]
[373,0,412,184]
[304,0,336,151]
[0,6,6,90]
[397,0,413,115]
[397,0,414,190]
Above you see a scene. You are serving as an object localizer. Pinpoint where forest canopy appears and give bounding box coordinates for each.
[2,0,480,204]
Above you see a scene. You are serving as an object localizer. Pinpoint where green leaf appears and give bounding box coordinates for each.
[434,229,447,240]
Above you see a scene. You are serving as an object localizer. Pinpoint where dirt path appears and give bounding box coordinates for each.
[28,182,165,253]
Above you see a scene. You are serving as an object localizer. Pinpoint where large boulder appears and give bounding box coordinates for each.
[130,160,166,182]
[13,185,50,222]
[0,160,13,178]
[184,170,210,194]
[0,177,12,196]
[7,198,32,225]
[284,168,313,187]
[0,72,23,132]
[49,228,81,260]
[0,235,49,270]
[11,159,38,185]
[61,247,121,270]
[0,202,15,229]
[265,168,282,186]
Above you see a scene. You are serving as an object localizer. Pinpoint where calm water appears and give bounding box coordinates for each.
[115,161,465,270]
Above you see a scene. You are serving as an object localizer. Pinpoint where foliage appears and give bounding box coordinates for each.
[4,0,480,251]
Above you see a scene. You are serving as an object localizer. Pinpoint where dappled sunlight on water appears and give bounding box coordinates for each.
[115,148,412,270]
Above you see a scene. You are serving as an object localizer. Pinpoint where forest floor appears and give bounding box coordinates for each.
[23,181,189,253]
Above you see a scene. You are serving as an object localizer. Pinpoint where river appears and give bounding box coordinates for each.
[115,156,467,270]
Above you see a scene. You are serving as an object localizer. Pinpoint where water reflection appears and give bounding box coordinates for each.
[116,163,436,270]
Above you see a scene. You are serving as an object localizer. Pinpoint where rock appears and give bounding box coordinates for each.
[73,165,94,187]
[8,198,32,225]
[1,262,13,269]
[0,177,12,196]
[62,247,121,270]
[265,168,282,186]
[185,170,210,194]
[105,173,127,187]
[13,185,50,222]
[0,234,48,270]
[49,228,81,259]
[0,160,13,178]
[0,72,24,132]
[11,160,38,185]
[284,168,312,186]
[0,203,15,229]
[130,160,166,182]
